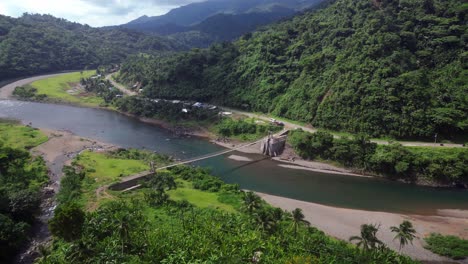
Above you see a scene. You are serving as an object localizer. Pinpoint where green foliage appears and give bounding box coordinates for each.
[40,194,416,264]
[349,224,383,251]
[390,221,417,251]
[80,75,123,105]
[118,0,467,140]
[0,122,48,149]
[0,127,48,262]
[424,233,468,260]
[0,14,180,81]
[115,96,219,123]
[56,166,85,205]
[48,203,85,242]
[288,130,468,184]
[216,118,281,139]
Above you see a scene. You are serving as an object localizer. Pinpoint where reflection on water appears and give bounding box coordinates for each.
[1,100,467,214]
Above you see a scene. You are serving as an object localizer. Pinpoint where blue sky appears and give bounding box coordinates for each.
[0,0,205,27]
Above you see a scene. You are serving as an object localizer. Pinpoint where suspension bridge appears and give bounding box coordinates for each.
[109,130,289,192]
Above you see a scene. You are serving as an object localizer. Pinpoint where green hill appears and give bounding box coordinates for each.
[0,14,180,81]
[118,0,467,140]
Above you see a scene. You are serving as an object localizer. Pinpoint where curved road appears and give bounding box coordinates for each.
[0,73,72,99]
[2,72,465,148]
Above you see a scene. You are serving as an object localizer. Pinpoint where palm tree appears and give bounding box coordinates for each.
[390,220,417,251]
[255,210,276,233]
[291,208,310,237]
[349,224,383,251]
[243,191,261,214]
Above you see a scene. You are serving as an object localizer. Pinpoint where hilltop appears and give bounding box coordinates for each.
[117,0,468,140]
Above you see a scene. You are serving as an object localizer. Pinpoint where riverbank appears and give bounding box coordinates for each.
[213,138,372,178]
[256,192,468,263]
[2,73,464,187]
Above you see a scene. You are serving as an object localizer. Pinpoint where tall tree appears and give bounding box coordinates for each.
[390,221,417,251]
[243,191,261,214]
[349,224,383,251]
[291,208,310,237]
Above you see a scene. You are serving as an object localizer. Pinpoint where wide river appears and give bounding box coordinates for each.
[1,100,467,215]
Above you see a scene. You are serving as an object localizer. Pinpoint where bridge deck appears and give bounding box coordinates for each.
[111,132,289,191]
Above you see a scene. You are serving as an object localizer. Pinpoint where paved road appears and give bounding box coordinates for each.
[0,73,71,99]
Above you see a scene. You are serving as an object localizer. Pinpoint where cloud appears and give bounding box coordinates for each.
[0,0,207,27]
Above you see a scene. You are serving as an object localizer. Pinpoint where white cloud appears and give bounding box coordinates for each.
[0,0,206,27]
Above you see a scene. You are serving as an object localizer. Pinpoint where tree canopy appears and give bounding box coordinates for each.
[0,13,181,81]
[118,0,467,139]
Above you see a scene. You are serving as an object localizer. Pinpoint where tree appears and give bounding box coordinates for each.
[291,208,310,237]
[349,224,383,251]
[146,172,177,192]
[243,191,261,214]
[49,203,85,242]
[390,221,417,251]
[255,209,277,233]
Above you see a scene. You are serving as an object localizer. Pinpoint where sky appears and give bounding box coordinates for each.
[0,0,206,27]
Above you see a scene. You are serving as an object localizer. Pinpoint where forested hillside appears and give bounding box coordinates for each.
[118,0,467,139]
[120,0,325,47]
[0,14,180,81]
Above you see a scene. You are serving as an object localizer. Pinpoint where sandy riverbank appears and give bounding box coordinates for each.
[213,138,369,177]
[256,192,468,263]
[31,129,116,190]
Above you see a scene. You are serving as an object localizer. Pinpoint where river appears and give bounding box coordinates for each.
[1,99,467,215]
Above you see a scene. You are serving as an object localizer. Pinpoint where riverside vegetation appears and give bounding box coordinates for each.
[40,147,418,263]
[116,0,467,141]
[13,72,467,186]
[288,130,468,185]
[0,120,49,263]
[14,71,282,140]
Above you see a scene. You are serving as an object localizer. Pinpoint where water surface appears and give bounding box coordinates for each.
[1,100,467,215]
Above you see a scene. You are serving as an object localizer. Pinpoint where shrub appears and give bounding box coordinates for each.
[424,233,468,260]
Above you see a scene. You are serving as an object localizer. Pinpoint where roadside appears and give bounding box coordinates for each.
[221,106,464,148]
[106,72,137,96]
[0,73,71,100]
[257,192,468,263]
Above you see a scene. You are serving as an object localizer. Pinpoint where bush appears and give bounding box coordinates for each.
[424,233,468,260]
[49,203,85,242]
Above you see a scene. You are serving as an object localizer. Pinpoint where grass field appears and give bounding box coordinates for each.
[30,70,104,107]
[168,180,236,212]
[74,150,240,213]
[406,146,467,158]
[0,121,48,149]
[76,151,149,207]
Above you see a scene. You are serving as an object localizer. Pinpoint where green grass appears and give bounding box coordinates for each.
[168,180,236,212]
[75,151,149,207]
[0,121,48,149]
[406,146,467,158]
[424,233,468,260]
[30,70,104,107]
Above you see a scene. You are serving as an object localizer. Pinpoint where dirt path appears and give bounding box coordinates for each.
[106,73,137,96]
[257,192,468,263]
